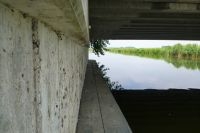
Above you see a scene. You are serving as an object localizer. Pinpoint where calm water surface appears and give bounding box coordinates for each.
[89,52,200,89]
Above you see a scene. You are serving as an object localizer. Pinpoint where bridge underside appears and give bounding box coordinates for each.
[90,0,200,40]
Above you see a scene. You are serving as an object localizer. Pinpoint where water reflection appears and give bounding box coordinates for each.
[98,64,124,90]
[165,58,200,70]
[131,53,200,70]
[89,52,200,89]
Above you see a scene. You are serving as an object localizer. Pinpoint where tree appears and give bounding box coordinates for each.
[90,40,109,56]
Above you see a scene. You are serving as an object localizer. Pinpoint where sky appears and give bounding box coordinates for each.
[108,40,200,48]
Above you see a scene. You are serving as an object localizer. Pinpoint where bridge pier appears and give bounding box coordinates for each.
[0,1,89,133]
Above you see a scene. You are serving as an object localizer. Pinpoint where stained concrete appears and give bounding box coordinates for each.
[0,3,88,133]
[0,0,89,44]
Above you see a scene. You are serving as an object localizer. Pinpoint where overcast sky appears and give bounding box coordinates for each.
[108,40,200,48]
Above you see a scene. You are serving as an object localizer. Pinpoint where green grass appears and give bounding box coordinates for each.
[108,44,200,70]
[109,44,200,59]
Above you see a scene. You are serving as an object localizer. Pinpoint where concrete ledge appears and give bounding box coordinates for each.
[0,0,89,45]
[77,60,132,133]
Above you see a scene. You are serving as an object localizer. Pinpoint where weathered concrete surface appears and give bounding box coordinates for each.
[77,60,132,133]
[0,0,89,44]
[0,3,35,133]
[0,3,88,133]
[90,0,200,40]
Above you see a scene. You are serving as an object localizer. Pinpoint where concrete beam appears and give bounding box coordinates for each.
[0,0,89,45]
[103,34,200,40]
[90,0,200,5]
[90,0,200,40]
[91,2,200,12]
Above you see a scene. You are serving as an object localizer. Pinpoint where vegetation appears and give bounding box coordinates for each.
[90,40,109,56]
[108,44,200,70]
[164,58,200,70]
[97,63,124,90]
[109,44,200,59]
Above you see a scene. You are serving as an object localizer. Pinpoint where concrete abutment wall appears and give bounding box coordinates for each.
[0,3,88,133]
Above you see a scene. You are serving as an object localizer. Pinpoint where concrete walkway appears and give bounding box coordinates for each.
[76,60,132,133]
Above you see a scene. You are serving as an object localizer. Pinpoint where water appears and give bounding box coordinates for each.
[89,52,200,89]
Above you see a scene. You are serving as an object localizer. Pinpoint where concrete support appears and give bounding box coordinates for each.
[0,0,89,44]
[90,0,200,40]
[0,2,88,133]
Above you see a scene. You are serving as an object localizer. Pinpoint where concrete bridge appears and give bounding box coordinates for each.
[90,0,200,40]
[0,0,200,133]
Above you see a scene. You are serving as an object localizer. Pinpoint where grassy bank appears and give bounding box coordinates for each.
[108,44,200,70]
[109,44,200,59]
